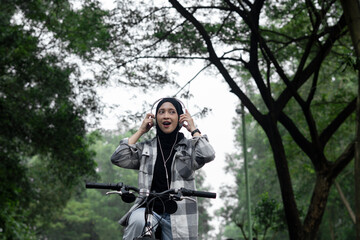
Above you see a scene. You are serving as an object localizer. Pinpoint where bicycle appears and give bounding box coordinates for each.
[85,182,216,240]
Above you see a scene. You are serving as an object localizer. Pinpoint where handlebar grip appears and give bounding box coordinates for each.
[192,190,216,198]
[85,182,122,191]
[180,188,216,198]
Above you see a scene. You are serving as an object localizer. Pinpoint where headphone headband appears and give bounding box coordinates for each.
[150,97,186,115]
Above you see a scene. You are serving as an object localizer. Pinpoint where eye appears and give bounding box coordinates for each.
[170,110,176,114]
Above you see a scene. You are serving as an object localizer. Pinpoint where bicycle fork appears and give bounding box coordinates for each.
[134,213,157,240]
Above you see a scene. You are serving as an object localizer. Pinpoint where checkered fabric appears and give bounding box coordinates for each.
[111,135,215,240]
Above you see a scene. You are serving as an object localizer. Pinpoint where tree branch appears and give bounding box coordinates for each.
[276,15,347,110]
[172,63,211,97]
[224,0,275,112]
[168,0,264,124]
[319,98,357,147]
[334,180,356,224]
[278,111,313,158]
[330,141,355,179]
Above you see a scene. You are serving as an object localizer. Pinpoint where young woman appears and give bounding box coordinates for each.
[111,97,215,240]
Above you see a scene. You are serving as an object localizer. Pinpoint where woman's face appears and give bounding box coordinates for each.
[156,102,179,134]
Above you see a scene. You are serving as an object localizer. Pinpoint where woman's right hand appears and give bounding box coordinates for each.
[128,113,155,145]
[139,113,155,134]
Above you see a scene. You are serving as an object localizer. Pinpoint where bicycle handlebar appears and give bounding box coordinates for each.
[86,182,216,238]
[86,182,139,192]
[85,182,216,199]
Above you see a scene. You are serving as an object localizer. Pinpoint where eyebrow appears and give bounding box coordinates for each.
[158,107,176,111]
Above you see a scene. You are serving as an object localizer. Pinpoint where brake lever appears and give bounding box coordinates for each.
[181,196,197,202]
[172,192,182,201]
[106,191,122,196]
[170,192,196,203]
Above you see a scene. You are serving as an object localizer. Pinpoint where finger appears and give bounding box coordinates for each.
[179,114,186,121]
[145,113,154,119]
[146,120,154,129]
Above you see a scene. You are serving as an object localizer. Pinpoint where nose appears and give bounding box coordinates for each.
[163,112,170,118]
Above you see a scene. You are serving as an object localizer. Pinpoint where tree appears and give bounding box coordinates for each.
[104,1,357,239]
[0,1,111,238]
[339,0,360,238]
[220,97,355,239]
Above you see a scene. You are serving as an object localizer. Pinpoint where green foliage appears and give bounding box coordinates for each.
[195,170,215,239]
[41,130,137,239]
[222,222,243,240]
[43,190,124,240]
[0,1,111,239]
[52,1,111,58]
[0,201,37,240]
[253,192,286,239]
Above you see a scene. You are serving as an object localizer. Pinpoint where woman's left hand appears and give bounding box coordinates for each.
[179,109,197,133]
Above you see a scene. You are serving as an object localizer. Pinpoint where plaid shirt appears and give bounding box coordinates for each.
[111,135,215,240]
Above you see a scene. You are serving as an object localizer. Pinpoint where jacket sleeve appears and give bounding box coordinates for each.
[110,138,143,170]
[192,134,215,170]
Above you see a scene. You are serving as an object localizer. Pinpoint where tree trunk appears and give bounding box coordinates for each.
[356,66,360,239]
[303,174,332,239]
[264,118,304,240]
[339,0,360,238]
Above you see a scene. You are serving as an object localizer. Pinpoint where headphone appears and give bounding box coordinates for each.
[150,97,186,128]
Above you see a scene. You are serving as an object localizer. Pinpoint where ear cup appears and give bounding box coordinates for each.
[152,118,156,126]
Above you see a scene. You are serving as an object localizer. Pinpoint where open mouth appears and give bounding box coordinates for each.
[163,121,171,126]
